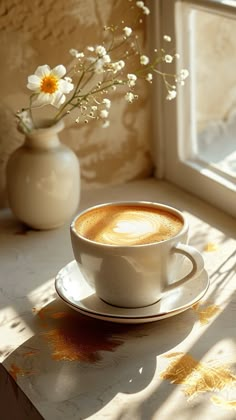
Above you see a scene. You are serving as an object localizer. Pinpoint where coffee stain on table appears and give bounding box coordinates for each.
[32,306,51,327]
[22,349,39,357]
[50,311,68,319]
[35,301,146,363]
[211,395,236,409]
[42,323,124,363]
[9,363,36,381]
[161,352,236,400]
[192,303,221,325]
[204,242,219,252]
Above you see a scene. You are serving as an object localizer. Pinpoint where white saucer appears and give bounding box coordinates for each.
[55,260,209,324]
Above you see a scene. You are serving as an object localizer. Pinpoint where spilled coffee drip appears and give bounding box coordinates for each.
[75,205,183,245]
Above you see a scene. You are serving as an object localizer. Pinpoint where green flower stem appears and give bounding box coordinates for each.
[53,52,113,123]
[107,36,129,55]
[153,67,176,77]
[16,115,31,133]
[79,79,125,99]
[18,1,187,131]
[55,79,125,122]
[79,72,98,91]
[29,94,36,128]
[135,54,166,77]
[53,70,86,122]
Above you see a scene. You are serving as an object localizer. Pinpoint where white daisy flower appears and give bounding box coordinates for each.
[64,76,72,83]
[27,65,74,108]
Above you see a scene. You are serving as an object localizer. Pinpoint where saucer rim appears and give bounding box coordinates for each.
[55,260,209,322]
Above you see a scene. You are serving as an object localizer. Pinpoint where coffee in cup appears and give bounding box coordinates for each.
[70,201,204,308]
[74,204,184,246]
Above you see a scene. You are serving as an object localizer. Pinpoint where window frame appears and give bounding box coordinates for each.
[151,0,236,218]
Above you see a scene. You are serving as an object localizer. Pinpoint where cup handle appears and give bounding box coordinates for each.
[165,243,205,291]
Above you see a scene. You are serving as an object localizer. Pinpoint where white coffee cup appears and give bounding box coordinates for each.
[70,201,204,308]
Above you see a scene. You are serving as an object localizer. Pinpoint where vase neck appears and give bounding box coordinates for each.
[25,132,60,150]
[24,121,64,150]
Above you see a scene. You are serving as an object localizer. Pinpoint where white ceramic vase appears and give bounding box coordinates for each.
[6,120,80,230]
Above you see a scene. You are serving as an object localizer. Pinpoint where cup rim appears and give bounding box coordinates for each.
[70,201,188,248]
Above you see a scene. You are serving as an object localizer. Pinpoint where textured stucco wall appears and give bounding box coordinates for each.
[0,0,153,208]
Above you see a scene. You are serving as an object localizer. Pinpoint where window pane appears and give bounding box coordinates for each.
[192,8,236,179]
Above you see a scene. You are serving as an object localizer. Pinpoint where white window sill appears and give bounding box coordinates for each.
[0,177,235,419]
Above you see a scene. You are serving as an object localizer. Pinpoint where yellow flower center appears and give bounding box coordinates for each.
[40,75,58,94]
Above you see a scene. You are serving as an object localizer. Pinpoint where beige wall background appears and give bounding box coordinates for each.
[0,0,153,208]
[1,2,235,209]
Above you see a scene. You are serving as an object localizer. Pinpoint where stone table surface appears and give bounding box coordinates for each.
[0,179,235,420]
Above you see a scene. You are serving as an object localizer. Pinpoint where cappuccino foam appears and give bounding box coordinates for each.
[75,205,183,246]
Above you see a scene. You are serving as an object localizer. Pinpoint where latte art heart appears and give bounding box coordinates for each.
[113,219,157,234]
[75,205,183,246]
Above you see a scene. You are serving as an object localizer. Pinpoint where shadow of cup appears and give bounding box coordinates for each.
[2,298,196,417]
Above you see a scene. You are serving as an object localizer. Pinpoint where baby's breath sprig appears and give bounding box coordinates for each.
[17,0,189,133]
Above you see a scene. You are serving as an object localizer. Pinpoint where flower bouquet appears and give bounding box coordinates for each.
[16,0,188,134]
